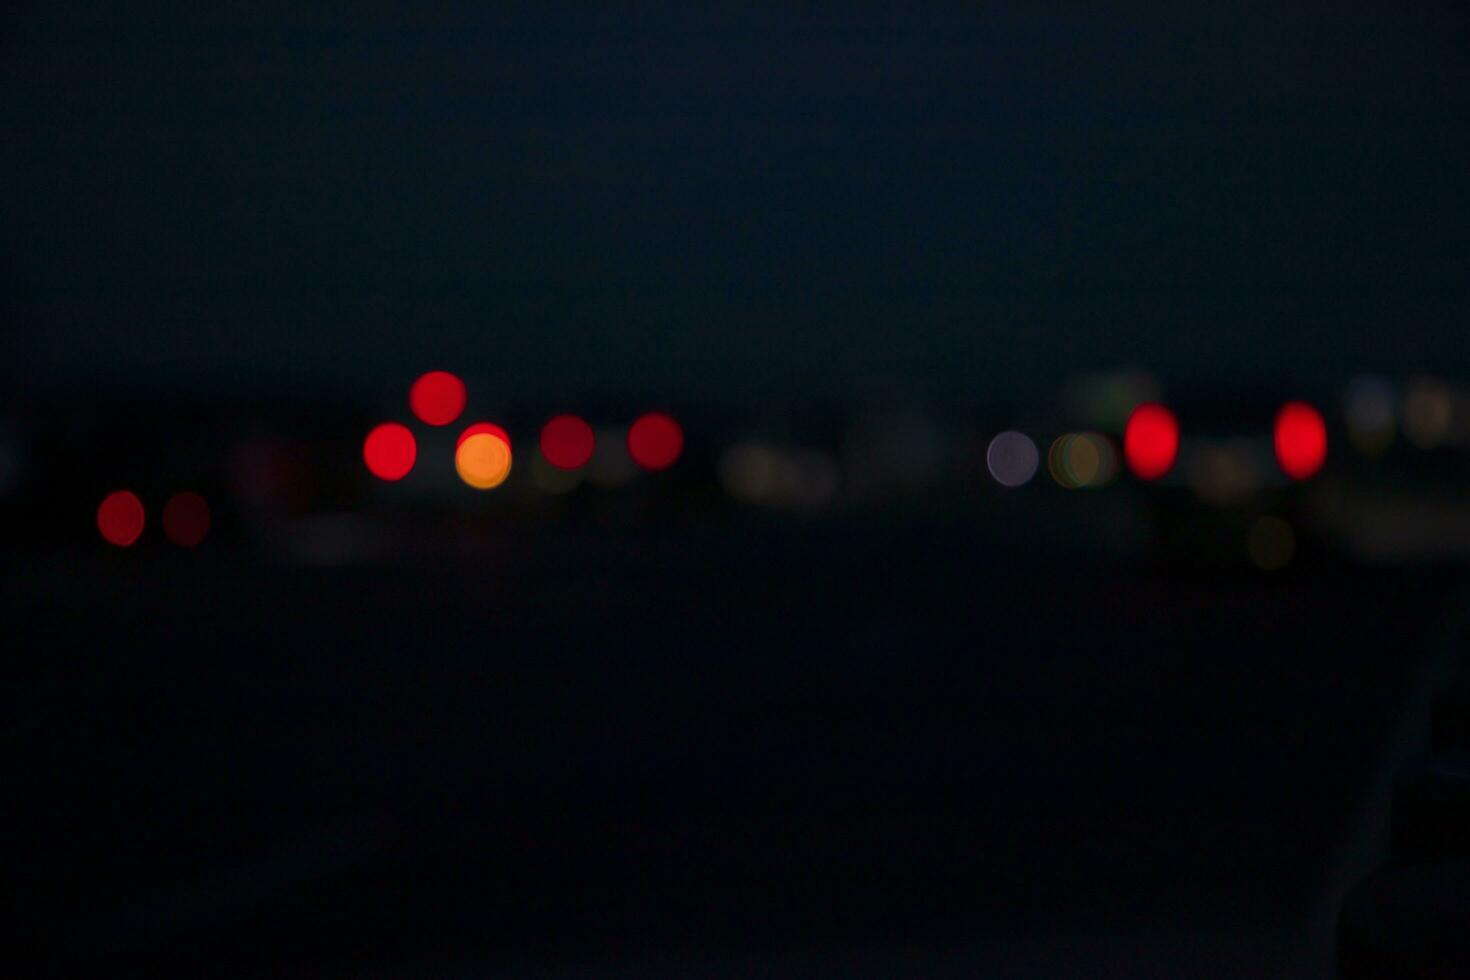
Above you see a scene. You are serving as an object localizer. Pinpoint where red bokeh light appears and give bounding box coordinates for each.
[98,490,145,547]
[1274,401,1328,480]
[162,491,211,548]
[540,414,596,470]
[456,422,511,450]
[409,371,467,427]
[627,412,684,471]
[1123,403,1180,481]
[364,422,417,481]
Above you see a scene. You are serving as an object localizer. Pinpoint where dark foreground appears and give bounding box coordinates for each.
[7,522,1463,977]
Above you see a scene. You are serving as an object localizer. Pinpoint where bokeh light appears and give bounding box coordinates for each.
[1248,516,1296,570]
[540,414,596,470]
[627,412,684,471]
[162,491,210,548]
[455,431,512,489]
[1402,376,1454,449]
[1186,442,1262,505]
[986,431,1039,488]
[1049,433,1118,489]
[1068,436,1102,486]
[720,444,782,503]
[409,371,467,427]
[719,443,839,510]
[1273,402,1328,480]
[1082,434,1119,486]
[456,422,511,450]
[1048,436,1077,488]
[1123,403,1179,480]
[363,422,417,481]
[97,490,145,547]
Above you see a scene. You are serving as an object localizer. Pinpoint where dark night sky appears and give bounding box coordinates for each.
[2,2,1467,406]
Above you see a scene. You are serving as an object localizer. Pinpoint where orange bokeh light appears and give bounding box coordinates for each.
[456,431,512,489]
[456,422,511,450]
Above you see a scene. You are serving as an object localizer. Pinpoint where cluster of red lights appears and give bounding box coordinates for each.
[367,377,1322,488]
[1121,401,1327,481]
[98,390,1327,545]
[364,370,684,484]
[97,490,211,549]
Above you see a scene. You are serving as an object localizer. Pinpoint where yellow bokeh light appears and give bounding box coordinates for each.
[1048,432,1117,489]
[1049,435,1078,488]
[1067,434,1102,486]
[456,432,512,490]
